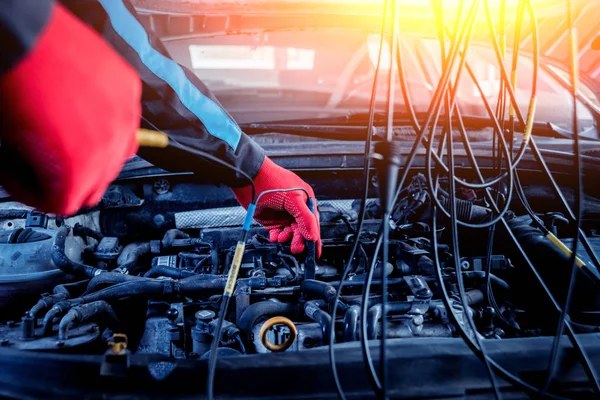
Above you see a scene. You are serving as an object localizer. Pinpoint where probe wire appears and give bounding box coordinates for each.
[540,0,600,394]
[328,0,391,397]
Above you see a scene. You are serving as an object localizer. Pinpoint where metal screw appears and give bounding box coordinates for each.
[153,179,170,195]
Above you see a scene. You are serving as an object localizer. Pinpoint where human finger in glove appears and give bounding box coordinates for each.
[233,157,322,258]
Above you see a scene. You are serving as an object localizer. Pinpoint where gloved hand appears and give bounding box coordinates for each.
[0,4,141,216]
[233,157,322,257]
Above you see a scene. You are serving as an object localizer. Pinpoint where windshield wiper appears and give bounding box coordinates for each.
[245,111,413,127]
[241,113,600,142]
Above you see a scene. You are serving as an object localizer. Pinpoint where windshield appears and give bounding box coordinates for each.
[163,29,597,131]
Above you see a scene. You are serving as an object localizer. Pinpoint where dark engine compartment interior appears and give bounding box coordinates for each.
[1,162,600,398]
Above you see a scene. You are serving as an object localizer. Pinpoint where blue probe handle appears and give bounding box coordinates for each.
[304,197,317,280]
[307,197,315,214]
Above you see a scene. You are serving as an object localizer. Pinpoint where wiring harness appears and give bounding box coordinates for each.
[327,0,600,399]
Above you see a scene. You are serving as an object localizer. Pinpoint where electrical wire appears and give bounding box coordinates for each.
[206,188,309,400]
[360,225,384,394]
[389,0,481,213]
[425,0,516,230]
[444,82,502,399]
[431,209,568,400]
[540,0,600,395]
[139,118,319,399]
[382,0,598,396]
[328,0,391,397]
[141,2,600,395]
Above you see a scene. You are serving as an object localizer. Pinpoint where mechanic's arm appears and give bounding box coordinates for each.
[61,0,321,256]
[0,0,141,215]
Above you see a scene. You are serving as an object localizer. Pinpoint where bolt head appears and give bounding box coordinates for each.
[166,308,179,321]
[195,310,216,322]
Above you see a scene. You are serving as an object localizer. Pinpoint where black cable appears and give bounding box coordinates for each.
[138,118,261,400]
[425,0,516,230]
[445,86,502,399]
[540,0,600,395]
[390,0,480,213]
[428,4,501,388]
[482,1,600,389]
[360,225,384,394]
[208,188,308,400]
[328,0,391,397]
[431,208,568,399]
[378,0,401,397]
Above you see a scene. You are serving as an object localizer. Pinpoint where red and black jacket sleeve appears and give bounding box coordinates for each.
[60,0,266,187]
[0,0,53,75]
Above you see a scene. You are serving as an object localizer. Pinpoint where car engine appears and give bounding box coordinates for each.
[1,172,596,363]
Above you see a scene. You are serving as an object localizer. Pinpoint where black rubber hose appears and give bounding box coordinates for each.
[28,280,89,318]
[329,278,405,288]
[42,301,73,335]
[28,294,68,319]
[86,273,148,293]
[53,280,91,297]
[301,279,337,311]
[343,304,361,342]
[51,227,100,278]
[465,289,485,307]
[81,275,266,304]
[117,242,151,272]
[304,301,332,344]
[161,229,189,249]
[237,301,297,334]
[58,300,119,340]
[366,302,412,340]
[72,223,104,242]
[81,280,166,303]
[489,274,511,292]
[144,265,198,279]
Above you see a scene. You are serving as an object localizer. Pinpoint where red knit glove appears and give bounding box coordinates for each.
[233,157,322,257]
[0,4,141,216]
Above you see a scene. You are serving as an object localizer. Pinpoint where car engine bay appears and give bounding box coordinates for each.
[0,0,599,397]
[1,171,598,366]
